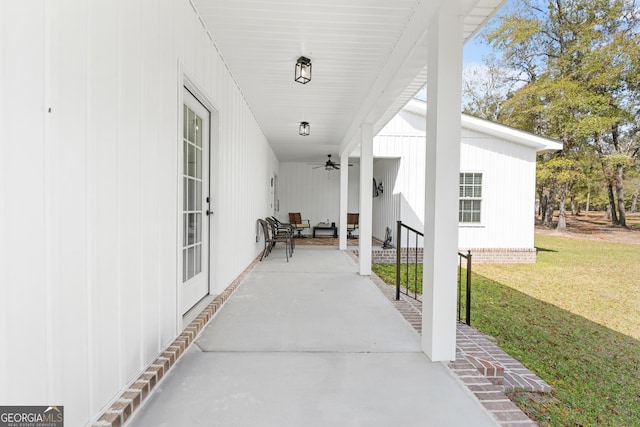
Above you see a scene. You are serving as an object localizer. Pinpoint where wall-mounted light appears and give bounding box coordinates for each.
[377,181,384,194]
[295,56,312,84]
[299,121,310,136]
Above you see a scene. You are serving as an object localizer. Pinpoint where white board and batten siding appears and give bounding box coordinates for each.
[1,1,278,425]
[459,130,537,249]
[373,109,541,250]
[373,159,401,245]
[278,163,360,228]
[372,108,427,246]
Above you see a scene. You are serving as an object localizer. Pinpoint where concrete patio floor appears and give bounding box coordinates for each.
[127,246,499,427]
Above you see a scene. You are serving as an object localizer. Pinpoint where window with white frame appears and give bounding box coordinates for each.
[459,172,482,223]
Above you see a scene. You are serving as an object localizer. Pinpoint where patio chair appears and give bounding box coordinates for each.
[259,219,292,262]
[346,213,359,239]
[288,212,310,238]
[267,217,295,255]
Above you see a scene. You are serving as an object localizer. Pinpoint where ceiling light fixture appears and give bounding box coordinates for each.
[299,121,310,136]
[295,56,312,84]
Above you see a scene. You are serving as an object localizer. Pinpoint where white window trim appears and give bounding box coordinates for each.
[459,171,485,228]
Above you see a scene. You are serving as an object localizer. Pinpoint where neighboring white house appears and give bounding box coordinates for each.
[279,98,562,262]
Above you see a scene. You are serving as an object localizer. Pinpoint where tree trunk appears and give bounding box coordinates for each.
[538,187,545,219]
[631,188,638,213]
[586,189,590,214]
[570,192,577,216]
[544,181,557,228]
[615,164,626,227]
[556,182,567,230]
[607,181,619,224]
[540,190,548,222]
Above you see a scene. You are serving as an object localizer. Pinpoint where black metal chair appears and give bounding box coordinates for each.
[267,217,295,255]
[259,218,292,262]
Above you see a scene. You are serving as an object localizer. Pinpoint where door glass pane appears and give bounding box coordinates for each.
[196,146,202,178]
[188,144,195,177]
[188,213,195,245]
[183,178,188,210]
[188,109,196,142]
[195,245,202,275]
[187,247,195,279]
[196,181,202,210]
[196,116,202,147]
[188,179,195,211]
[195,214,201,244]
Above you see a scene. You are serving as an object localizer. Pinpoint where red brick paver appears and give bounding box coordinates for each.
[367,269,548,426]
[91,256,260,427]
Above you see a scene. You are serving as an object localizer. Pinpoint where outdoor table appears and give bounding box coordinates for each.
[313,222,338,238]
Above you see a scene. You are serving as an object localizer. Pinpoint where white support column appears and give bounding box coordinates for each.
[422,10,463,362]
[359,123,373,275]
[339,152,349,250]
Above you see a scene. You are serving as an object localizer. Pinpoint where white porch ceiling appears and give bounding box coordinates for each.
[193,0,506,163]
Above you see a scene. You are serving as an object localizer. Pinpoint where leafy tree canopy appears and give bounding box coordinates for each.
[465,0,640,227]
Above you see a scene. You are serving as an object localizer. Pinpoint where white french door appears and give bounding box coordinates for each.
[180,88,211,314]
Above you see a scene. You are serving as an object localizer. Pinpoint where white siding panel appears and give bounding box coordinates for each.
[55,1,92,422]
[278,163,360,233]
[88,0,120,412]
[140,0,162,365]
[0,1,5,404]
[117,0,144,386]
[2,0,279,424]
[373,159,401,243]
[1,0,49,405]
[157,0,179,350]
[458,131,536,249]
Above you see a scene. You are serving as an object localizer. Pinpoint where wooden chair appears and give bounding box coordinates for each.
[346,213,359,239]
[259,219,292,262]
[288,212,310,238]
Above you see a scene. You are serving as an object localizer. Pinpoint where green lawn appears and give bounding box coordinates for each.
[474,235,640,342]
[371,234,640,426]
[372,262,423,295]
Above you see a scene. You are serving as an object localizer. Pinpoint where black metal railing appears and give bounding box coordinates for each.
[394,221,473,325]
[395,221,423,301]
[458,250,472,325]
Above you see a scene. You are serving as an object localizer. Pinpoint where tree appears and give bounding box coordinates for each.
[462,60,523,121]
[480,0,640,228]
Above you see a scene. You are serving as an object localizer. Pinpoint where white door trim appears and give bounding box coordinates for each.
[177,63,220,332]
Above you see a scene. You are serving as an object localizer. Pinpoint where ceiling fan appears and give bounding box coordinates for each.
[312,154,352,171]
